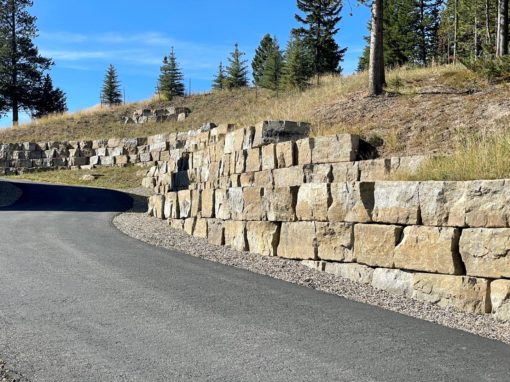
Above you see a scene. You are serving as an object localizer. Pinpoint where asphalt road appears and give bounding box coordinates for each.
[0,180,509,382]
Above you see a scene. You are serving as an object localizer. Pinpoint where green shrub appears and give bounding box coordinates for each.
[463,57,510,83]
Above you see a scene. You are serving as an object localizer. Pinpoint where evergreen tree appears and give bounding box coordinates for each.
[101,64,122,106]
[259,41,284,91]
[0,0,53,125]
[252,34,278,86]
[158,47,185,100]
[212,62,227,91]
[32,74,67,118]
[225,43,248,89]
[281,35,314,90]
[292,0,347,81]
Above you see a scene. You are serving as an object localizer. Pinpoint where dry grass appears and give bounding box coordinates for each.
[1,64,509,157]
[2,165,145,190]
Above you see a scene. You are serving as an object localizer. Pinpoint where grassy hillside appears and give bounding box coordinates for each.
[0,65,509,158]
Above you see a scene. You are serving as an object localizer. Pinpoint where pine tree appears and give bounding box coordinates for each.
[292,0,347,82]
[32,74,67,118]
[281,35,314,90]
[0,0,53,125]
[225,43,248,89]
[259,41,284,91]
[101,64,122,106]
[252,34,278,86]
[158,47,185,100]
[212,62,227,91]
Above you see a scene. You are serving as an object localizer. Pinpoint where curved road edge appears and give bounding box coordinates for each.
[0,181,23,208]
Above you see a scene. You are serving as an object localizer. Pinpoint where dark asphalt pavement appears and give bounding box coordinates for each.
[0,180,509,382]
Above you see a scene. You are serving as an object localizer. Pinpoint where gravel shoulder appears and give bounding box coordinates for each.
[0,182,22,208]
[114,210,510,345]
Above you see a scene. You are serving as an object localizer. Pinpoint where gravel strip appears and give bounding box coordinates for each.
[0,358,28,382]
[114,211,510,345]
[0,182,22,208]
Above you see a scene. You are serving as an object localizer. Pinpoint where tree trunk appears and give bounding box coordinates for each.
[486,0,492,46]
[9,0,18,126]
[368,0,384,96]
[453,0,458,63]
[496,0,509,56]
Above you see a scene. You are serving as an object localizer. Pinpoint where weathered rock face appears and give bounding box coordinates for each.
[323,262,374,285]
[252,121,311,147]
[178,190,192,219]
[201,189,215,218]
[193,218,208,238]
[328,182,374,223]
[264,187,298,222]
[354,224,402,268]
[207,219,224,246]
[316,222,354,262]
[246,221,280,256]
[372,181,420,225]
[394,226,463,275]
[371,268,414,298]
[278,222,317,260]
[184,218,196,236]
[459,228,510,278]
[418,181,465,227]
[224,221,247,251]
[358,159,390,182]
[296,184,330,221]
[149,195,165,219]
[412,274,490,314]
[276,141,295,168]
[273,166,304,188]
[311,134,359,164]
[214,189,230,220]
[164,192,179,219]
[228,187,244,220]
[243,188,266,221]
[491,280,510,322]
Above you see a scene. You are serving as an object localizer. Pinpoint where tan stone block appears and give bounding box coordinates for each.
[372,268,414,297]
[178,190,192,218]
[303,164,332,183]
[323,262,373,284]
[234,150,246,174]
[164,192,179,219]
[201,189,215,218]
[243,188,266,220]
[328,182,374,223]
[207,219,224,246]
[277,222,317,260]
[149,194,165,219]
[264,186,298,222]
[228,187,244,220]
[419,181,466,226]
[412,274,490,314]
[220,153,231,177]
[246,221,280,256]
[491,280,510,322]
[170,218,184,230]
[273,166,304,188]
[193,218,208,238]
[215,189,230,220]
[372,181,420,225]
[276,141,295,168]
[230,174,240,187]
[311,134,359,164]
[190,190,201,217]
[460,228,510,278]
[224,220,247,251]
[261,144,277,171]
[253,170,273,188]
[358,159,390,181]
[316,222,354,262]
[354,224,402,268]
[296,138,312,165]
[296,184,330,221]
[245,148,261,172]
[224,128,245,154]
[240,172,255,187]
[184,218,196,236]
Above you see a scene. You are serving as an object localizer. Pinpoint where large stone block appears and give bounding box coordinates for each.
[372,181,420,225]
[243,188,266,221]
[224,220,247,251]
[394,226,463,275]
[234,150,246,174]
[296,184,330,221]
[215,189,230,220]
[275,141,295,168]
[323,262,374,285]
[354,224,402,268]
[331,162,360,182]
[303,164,332,183]
[278,222,317,260]
[328,182,374,223]
[296,138,312,165]
[253,170,273,188]
[412,274,490,314]
[201,189,215,218]
[203,219,222,246]
[191,190,202,217]
[224,128,245,154]
[252,121,310,147]
[371,268,414,298]
[149,195,165,219]
[193,218,208,239]
[261,144,277,171]
[316,222,354,262]
[273,166,304,188]
[228,187,244,220]
[245,148,261,172]
[246,221,280,256]
[491,280,510,322]
[419,181,466,226]
[460,228,510,278]
[311,134,359,164]
[358,159,390,181]
[184,218,196,236]
[178,190,192,219]
[264,186,298,222]
[164,192,179,219]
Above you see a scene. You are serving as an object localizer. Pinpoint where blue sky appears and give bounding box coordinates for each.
[0,0,370,127]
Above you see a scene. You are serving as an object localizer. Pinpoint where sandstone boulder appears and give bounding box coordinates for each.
[328,182,374,223]
[372,181,420,225]
[224,220,247,251]
[316,222,354,262]
[201,189,215,218]
[277,222,317,260]
[264,186,298,222]
[371,268,414,298]
[296,184,330,221]
[178,190,192,219]
[491,280,510,322]
[354,224,402,268]
[261,144,277,171]
[164,192,179,219]
[323,262,374,285]
[311,134,359,164]
[276,141,295,168]
[243,188,266,221]
[246,221,280,256]
[207,219,225,246]
[214,189,230,220]
[193,218,208,239]
[273,166,304,188]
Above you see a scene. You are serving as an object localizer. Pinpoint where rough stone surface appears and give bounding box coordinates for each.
[193,218,208,238]
[394,226,463,275]
[261,144,277,171]
[328,182,374,223]
[273,166,304,188]
[275,141,295,168]
[163,192,179,219]
[214,189,230,220]
[245,148,261,172]
[224,220,247,251]
[207,219,225,246]
[354,224,402,268]
[323,262,374,285]
[296,138,312,165]
[177,190,192,219]
[201,189,215,218]
[246,221,280,256]
[372,268,414,298]
[228,187,244,220]
[419,181,466,227]
[243,187,266,221]
[278,222,317,260]
[252,120,311,147]
[264,186,298,222]
[311,134,359,164]
[358,159,390,181]
[184,218,196,236]
[412,274,490,314]
[149,194,165,219]
[296,184,330,221]
[331,162,359,182]
[316,222,354,262]
[460,228,510,278]
[372,181,420,225]
[491,280,510,322]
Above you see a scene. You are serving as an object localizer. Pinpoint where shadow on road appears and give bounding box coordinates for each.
[0,181,144,213]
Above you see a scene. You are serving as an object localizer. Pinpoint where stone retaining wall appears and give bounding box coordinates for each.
[143,120,510,321]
